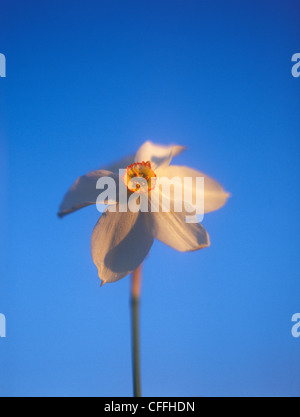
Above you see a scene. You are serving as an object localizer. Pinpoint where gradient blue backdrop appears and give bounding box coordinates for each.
[0,0,299,397]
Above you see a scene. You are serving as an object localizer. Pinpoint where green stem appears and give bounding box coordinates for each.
[131,266,142,397]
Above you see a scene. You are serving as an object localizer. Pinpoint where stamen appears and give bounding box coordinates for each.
[122,161,157,193]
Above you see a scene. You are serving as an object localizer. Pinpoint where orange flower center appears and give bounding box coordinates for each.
[122,161,157,193]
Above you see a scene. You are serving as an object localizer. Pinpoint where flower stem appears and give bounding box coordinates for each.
[131,265,142,397]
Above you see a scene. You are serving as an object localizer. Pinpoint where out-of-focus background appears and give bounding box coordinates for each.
[0,0,299,397]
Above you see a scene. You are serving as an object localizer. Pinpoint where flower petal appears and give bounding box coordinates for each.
[135,141,186,170]
[91,208,153,284]
[150,205,210,252]
[102,154,135,174]
[158,165,230,214]
[58,170,119,218]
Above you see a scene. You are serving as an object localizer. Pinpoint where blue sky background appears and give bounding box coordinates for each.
[0,0,299,397]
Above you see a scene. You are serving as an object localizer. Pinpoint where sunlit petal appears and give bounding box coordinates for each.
[91,208,153,284]
[102,154,135,174]
[158,165,230,214]
[135,141,186,170]
[58,170,119,218]
[149,194,210,252]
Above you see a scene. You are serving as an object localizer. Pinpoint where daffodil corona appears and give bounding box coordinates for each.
[122,161,157,193]
[59,141,229,285]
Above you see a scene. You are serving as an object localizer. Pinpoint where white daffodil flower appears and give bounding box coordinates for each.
[59,141,229,285]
